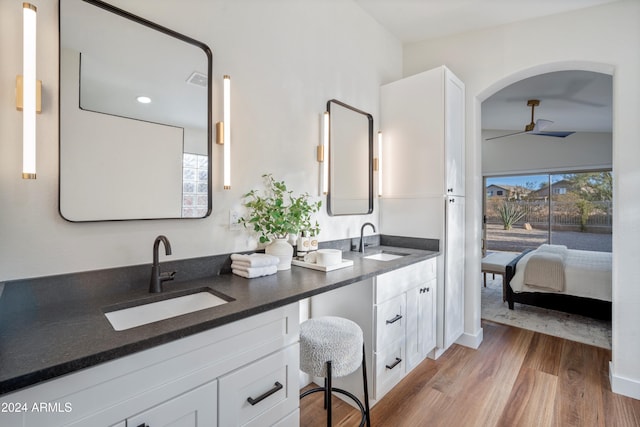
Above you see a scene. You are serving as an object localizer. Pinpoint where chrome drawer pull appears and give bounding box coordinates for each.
[247,381,283,406]
[386,357,402,370]
[386,314,403,324]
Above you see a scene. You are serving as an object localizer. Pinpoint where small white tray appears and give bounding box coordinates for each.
[291,259,354,272]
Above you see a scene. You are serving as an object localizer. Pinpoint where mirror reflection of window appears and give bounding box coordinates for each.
[182,154,209,218]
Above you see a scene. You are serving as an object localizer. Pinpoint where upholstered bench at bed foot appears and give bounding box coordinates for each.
[482,251,520,301]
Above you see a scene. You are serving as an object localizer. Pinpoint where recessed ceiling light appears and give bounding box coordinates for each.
[137,96,151,104]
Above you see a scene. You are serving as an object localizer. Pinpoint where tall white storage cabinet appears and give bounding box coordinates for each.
[380,65,465,355]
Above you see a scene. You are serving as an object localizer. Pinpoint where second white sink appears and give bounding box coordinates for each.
[363,251,408,261]
[105,290,230,331]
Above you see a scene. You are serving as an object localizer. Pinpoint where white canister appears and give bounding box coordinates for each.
[309,235,319,252]
[297,233,310,256]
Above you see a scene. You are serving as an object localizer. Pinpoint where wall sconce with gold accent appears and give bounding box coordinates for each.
[216,75,231,189]
[376,130,383,197]
[17,2,40,179]
[317,111,329,195]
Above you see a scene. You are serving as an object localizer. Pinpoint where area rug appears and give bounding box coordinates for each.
[481,275,612,349]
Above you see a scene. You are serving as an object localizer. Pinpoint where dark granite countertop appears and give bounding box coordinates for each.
[0,243,438,396]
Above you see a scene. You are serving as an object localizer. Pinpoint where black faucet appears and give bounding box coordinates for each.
[149,235,176,293]
[359,222,376,253]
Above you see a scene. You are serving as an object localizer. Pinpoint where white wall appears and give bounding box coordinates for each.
[0,0,401,281]
[404,0,640,398]
[483,131,612,175]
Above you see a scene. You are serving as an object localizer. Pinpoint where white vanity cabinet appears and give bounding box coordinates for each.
[310,258,436,405]
[380,65,466,355]
[4,303,300,427]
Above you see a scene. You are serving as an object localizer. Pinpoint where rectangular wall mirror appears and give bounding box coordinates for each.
[327,99,374,216]
[59,0,212,221]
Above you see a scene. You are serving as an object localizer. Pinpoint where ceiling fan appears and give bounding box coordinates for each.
[485,99,576,141]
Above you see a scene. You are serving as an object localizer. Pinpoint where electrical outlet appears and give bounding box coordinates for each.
[229,209,242,231]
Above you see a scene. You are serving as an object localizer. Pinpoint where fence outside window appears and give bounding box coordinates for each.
[485,199,612,231]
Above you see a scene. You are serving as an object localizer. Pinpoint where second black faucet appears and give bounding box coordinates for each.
[149,235,176,293]
[359,222,376,253]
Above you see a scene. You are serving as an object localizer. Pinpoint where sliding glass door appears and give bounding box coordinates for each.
[484,171,612,253]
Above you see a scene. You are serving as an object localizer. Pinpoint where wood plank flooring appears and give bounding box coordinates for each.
[300,320,640,427]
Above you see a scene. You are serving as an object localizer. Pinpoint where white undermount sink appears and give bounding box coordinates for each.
[363,251,408,261]
[105,290,230,331]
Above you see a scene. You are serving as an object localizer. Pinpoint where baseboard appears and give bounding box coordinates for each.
[609,362,640,400]
[429,328,484,360]
[299,371,312,388]
[428,347,447,360]
[455,328,484,349]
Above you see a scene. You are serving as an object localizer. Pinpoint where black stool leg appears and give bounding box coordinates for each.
[361,344,371,427]
[323,377,328,410]
[299,358,369,427]
[326,361,332,427]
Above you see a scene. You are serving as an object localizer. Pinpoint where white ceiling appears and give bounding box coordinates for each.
[355,0,620,44]
[482,71,613,132]
[354,0,616,133]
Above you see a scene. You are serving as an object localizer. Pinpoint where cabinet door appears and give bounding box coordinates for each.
[405,286,421,370]
[444,69,465,196]
[380,67,444,198]
[419,281,436,356]
[405,280,436,372]
[444,196,465,348]
[127,380,217,427]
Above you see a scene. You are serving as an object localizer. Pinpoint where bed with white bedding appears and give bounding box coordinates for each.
[505,244,612,319]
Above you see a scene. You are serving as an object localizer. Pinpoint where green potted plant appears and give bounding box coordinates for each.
[239,174,321,270]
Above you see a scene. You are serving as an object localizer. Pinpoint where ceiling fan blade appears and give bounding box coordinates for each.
[532,119,554,132]
[485,100,575,141]
[530,131,576,138]
[484,130,526,141]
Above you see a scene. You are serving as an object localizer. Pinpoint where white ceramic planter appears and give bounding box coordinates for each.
[265,238,294,270]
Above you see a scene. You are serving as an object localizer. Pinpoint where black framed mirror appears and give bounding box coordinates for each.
[59,0,212,221]
[326,99,374,216]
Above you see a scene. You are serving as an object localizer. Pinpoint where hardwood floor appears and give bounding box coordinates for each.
[300,320,640,427]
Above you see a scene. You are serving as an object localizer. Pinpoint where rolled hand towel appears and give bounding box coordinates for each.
[232,265,278,278]
[230,253,280,267]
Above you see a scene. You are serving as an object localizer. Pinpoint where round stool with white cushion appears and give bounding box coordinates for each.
[300,316,371,427]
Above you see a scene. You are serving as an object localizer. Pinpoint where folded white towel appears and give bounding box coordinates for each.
[230,253,280,267]
[232,265,278,278]
[231,263,278,274]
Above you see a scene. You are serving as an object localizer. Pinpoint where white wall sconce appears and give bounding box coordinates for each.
[376,130,382,197]
[216,75,231,189]
[17,2,39,179]
[317,111,329,195]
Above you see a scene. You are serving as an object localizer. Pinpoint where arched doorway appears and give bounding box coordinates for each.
[476,62,614,345]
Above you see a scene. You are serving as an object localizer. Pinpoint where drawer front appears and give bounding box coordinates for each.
[374,342,405,399]
[375,293,406,351]
[272,408,300,427]
[219,344,299,427]
[127,379,217,427]
[375,258,436,303]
